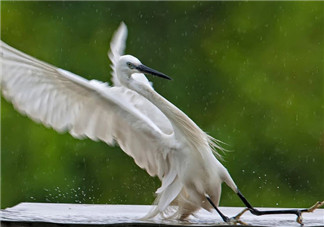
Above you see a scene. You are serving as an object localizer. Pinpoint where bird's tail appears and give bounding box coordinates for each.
[141,177,182,220]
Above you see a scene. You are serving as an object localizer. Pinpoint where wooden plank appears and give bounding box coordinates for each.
[0,203,323,227]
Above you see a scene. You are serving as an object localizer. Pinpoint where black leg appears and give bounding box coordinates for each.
[237,189,324,224]
[206,196,230,222]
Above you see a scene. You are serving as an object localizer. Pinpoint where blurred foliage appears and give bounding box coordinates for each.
[1,2,323,210]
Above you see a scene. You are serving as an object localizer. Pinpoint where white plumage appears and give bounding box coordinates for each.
[0,22,238,220]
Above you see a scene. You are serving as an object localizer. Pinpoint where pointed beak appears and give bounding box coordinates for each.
[136,64,172,80]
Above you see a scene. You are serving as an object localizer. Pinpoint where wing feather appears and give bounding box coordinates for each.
[108,22,127,86]
[108,22,152,87]
[1,40,173,177]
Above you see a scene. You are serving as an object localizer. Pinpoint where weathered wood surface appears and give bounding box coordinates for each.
[0,203,323,227]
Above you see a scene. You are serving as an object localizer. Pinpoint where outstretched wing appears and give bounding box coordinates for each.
[0,40,173,177]
[108,22,152,87]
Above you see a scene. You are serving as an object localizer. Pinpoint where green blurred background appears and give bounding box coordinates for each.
[1,2,323,210]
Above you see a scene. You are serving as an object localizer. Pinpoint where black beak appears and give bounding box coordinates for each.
[136,64,172,80]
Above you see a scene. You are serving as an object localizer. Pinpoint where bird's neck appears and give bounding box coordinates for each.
[129,79,207,147]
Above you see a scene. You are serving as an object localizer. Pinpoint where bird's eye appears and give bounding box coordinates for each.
[126,62,135,69]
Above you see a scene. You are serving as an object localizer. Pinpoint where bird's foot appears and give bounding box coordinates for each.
[224,208,249,225]
[296,201,324,225]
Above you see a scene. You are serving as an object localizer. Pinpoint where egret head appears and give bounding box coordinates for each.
[116,55,171,85]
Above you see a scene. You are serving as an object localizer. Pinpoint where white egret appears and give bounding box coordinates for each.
[1,22,322,224]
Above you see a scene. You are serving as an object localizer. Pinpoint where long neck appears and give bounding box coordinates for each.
[128,79,208,148]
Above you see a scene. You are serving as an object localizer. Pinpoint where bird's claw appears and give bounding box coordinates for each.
[225,208,249,225]
[305,201,324,213]
[296,201,324,225]
[227,217,248,226]
[296,214,303,225]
